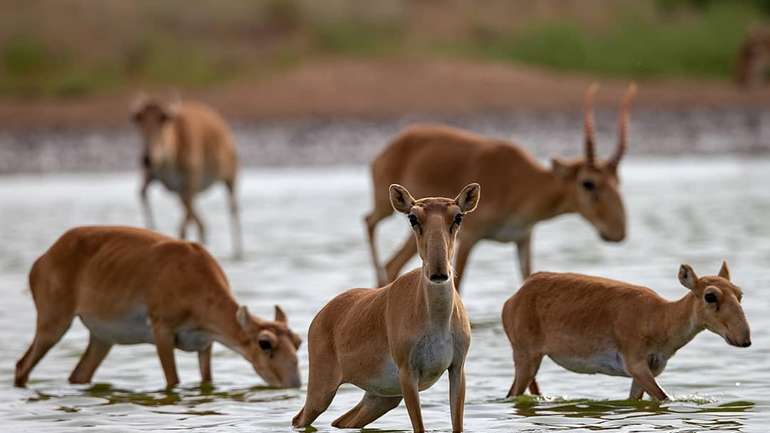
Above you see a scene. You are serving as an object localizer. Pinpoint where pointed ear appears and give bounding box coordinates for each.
[389,184,416,214]
[236,305,251,330]
[678,264,698,291]
[551,157,577,179]
[455,183,480,213]
[274,305,287,324]
[718,260,731,281]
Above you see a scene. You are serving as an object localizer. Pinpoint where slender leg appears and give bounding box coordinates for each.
[198,344,212,384]
[179,192,206,244]
[453,237,478,292]
[225,180,243,260]
[515,231,532,281]
[507,352,543,398]
[292,345,342,428]
[151,322,179,388]
[68,335,112,384]
[332,392,402,428]
[629,379,645,400]
[384,234,417,284]
[364,212,388,286]
[15,313,74,387]
[449,363,466,433]
[399,368,424,433]
[140,172,155,230]
[625,360,669,401]
[528,379,541,396]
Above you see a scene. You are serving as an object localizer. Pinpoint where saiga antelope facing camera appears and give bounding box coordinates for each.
[293,184,480,432]
[365,84,635,290]
[502,262,751,400]
[14,226,301,389]
[132,95,243,258]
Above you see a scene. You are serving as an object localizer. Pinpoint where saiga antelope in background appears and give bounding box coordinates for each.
[14,226,301,389]
[502,262,751,400]
[132,95,243,258]
[293,184,480,432]
[365,84,636,290]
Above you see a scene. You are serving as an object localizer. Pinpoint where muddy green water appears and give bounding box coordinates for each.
[0,158,768,432]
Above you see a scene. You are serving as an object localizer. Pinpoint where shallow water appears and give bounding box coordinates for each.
[0,158,768,432]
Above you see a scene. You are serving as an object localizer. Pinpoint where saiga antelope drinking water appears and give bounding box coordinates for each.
[365,84,635,290]
[132,95,243,258]
[293,184,480,432]
[14,226,302,389]
[502,262,751,400]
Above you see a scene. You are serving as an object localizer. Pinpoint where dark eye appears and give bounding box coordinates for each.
[581,180,596,191]
[408,214,419,227]
[705,293,718,304]
[258,339,273,352]
[453,213,464,225]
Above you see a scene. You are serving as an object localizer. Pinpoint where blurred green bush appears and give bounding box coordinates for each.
[0,0,764,98]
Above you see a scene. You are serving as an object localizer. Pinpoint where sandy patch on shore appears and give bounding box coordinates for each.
[1,59,769,130]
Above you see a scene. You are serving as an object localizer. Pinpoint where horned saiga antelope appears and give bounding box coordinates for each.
[14,226,301,389]
[502,262,751,400]
[365,84,635,290]
[132,96,243,258]
[293,184,480,432]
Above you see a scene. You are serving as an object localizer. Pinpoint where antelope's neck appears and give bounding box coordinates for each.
[657,293,703,356]
[153,125,179,166]
[418,272,456,332]
[202,297,251,356]
[513,166,576,224]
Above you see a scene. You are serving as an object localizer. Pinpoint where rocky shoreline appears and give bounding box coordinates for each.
[0,107,768,174]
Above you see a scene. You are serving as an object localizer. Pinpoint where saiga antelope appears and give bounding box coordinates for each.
[14,226,301,389]
[132,95,243,258]
[502,262,751,400]
[293,184,480,432]
[365,84,635,290]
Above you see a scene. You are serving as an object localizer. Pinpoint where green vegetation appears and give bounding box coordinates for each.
[0,0,765,99]
[462,2,760,78]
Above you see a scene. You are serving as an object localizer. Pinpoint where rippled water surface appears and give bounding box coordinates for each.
[1,158,769,432]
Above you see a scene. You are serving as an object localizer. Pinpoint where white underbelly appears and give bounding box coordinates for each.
[363,334,455,397]
[549,351,630,377]
[154,168,217,193]
[79,309,212,352]
[487,222,530,243]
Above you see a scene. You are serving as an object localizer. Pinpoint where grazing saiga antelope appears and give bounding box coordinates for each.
[14,226,301,389]
[502,262,751,400]
[131,95,243,258]
[293,184,480,432]
[365,84,635,290]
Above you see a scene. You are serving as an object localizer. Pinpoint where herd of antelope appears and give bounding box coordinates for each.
[13,84,753,433]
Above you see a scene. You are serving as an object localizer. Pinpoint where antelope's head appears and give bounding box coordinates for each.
[678,262,751,348]
[235,305,302,388]
[130,94,179,166]
[390,183,480,285]
[551,84,636,243]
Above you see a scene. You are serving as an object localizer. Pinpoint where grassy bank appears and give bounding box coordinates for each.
[0,0,766,99]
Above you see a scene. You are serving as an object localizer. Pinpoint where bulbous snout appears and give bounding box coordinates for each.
[726,331,752,348]
[600,229,626,243]
[423,227,452,285]
[258,365,302,389]
[429,273,450,284]
[282,373,302,388]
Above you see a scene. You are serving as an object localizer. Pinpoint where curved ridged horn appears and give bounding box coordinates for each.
[583,83,599,167]
[609,82,637,168]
